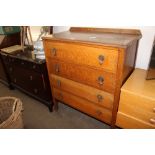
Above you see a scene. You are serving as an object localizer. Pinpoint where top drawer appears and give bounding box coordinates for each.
[44,41,118,73]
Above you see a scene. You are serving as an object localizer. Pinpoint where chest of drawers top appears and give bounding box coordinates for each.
[43,27,141,48]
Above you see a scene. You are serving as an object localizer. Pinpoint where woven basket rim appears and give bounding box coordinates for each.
[0,96,23,128]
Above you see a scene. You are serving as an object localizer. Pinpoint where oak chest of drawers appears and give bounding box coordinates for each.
[43,27,141,127]
[116,69,155,128]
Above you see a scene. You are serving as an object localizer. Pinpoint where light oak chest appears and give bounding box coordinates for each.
[43,27,141,127]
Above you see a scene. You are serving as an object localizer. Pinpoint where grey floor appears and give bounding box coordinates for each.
[0,82,110,129]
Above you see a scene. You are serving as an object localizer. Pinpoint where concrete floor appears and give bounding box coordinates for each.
[0,82,110,129]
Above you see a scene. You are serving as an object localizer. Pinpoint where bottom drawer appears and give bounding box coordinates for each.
[116,112,155,129]
[53,88,112,124]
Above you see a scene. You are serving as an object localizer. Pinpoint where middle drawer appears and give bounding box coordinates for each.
[47,59,116,94]
[50,74,114,110]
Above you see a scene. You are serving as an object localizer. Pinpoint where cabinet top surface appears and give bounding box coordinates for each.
[122,69,155,100]
[0,49,46,64]
[43,27,142,48]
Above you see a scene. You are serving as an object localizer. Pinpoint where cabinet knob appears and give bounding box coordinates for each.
[21,62,24,65]
[98,76,104,85]
[98,55,104,65]
[51,48,57,56]
[34,88,38,94]
[57,80,61,87]
[153,108,155,112]
[97,94,103,102]
[149,118,155,124]
[9,67,13,72]
[30,75,33,80]
[55,64,60,73]
[33,65,36,69]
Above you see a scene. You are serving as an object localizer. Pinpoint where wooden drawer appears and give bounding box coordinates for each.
[53,88,112,124]
[116,112,155,129]
[47,59,116,94]
[117,90,155,127]
[44,41,118,73]
[50,74,114,110]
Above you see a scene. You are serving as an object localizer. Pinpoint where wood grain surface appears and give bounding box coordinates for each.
[53,87,112,124]
[50,74,114,110]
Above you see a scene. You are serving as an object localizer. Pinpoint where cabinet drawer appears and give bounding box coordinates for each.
[47,59,116,94]
[50,74,114,110]
[118,91,155,126]
[53,88,112,124]
[116,112,155,129]
[44,41,118,73]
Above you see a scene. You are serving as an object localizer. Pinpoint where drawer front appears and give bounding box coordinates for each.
[116,112,155,129]
[44,41,118,73]
[50,74,114,110]
[47,59,116,94]
[53,88,112,124]
[118,91,155,126]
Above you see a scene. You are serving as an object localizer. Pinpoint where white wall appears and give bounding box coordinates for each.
[53,26,155,70]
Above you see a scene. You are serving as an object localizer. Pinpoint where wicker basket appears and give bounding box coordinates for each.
[0,97,24,129]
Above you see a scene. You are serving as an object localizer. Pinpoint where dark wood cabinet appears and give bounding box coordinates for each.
[0,33,21,86]
[0,50,53,110]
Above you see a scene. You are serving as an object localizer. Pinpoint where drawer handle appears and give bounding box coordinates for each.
[153,108,155,112]
[9,67,13,72]
[21,62,24,65]
[14,78,16,83]
[57,80,61,87]
[98,76,104,85]
[97,94,103,102]
[34,88,38,94]
[33,65,36,69]
[55,64,60,73]
[149,118,155,124]
[51,48,57,56]
[98,55,104,65]
[30,75,33,80]
[96,110,102,116]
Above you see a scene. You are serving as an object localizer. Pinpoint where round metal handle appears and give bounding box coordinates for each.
[98,76,104,85]
[57,80,61,87]
[98,55,104,65]
[153,108,155,112]
[51,48,57,56]
[149,118,155,124]
[97,94,103,102]
[96,110,102,116]
[55,64,60,73]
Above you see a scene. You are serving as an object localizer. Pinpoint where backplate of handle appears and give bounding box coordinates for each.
[51,48,57,56]
[57,80,61,87]
[149,118,155,124]
[97,94,103,102]
[55,64,60,73]
[98,76,104,85]
[98,55,104,65]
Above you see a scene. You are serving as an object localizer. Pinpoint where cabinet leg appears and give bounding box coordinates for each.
[53,98,59,111]
[48,104,53,112]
